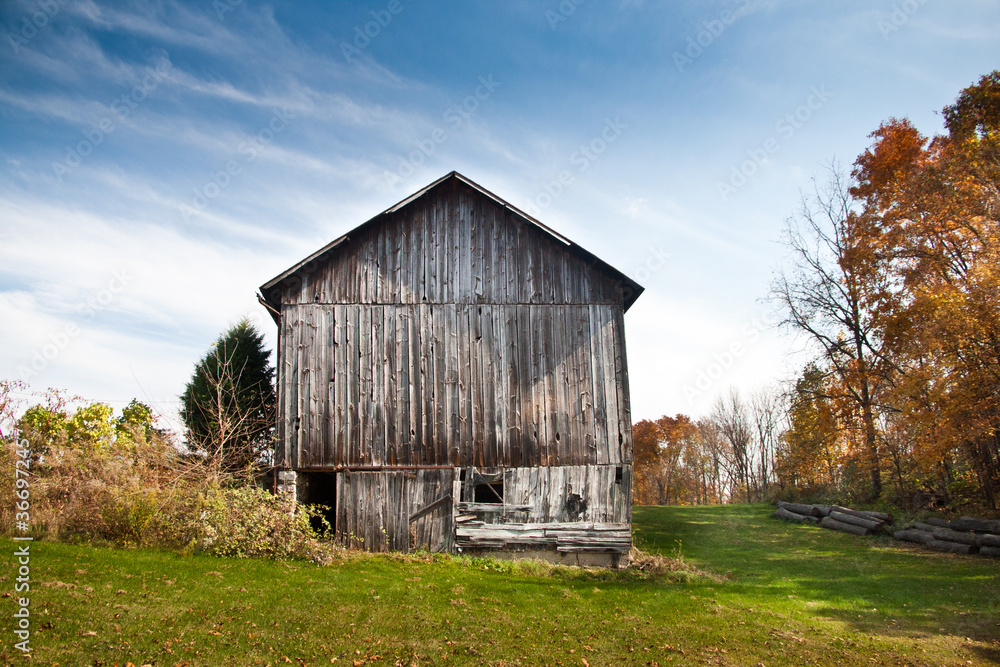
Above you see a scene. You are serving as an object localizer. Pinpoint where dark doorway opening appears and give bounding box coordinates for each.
[299,471,337,534]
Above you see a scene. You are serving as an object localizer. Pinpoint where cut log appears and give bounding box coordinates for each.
[950,517,1000,534]
[773,507,819,524]
[912,525,981,546]
[857,510,893,524]
[934,528,980,546]
[978,533,1000,548]
[981,546,1000,558]
[776,501,821,517]
[829,505,890,524]
[829,505,861,517]
[821,516,871,536]
[830,511,885,532]
[923,517,951,529]
[893,529,934,545]
[925,539,978,555]
[813,504,834,517]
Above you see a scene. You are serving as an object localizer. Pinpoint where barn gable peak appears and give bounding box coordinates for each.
[259,171,643,318]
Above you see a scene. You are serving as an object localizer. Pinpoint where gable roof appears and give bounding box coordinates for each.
[258,171,643,318]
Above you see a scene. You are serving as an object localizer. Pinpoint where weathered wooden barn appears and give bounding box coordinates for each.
[258,172,642,565]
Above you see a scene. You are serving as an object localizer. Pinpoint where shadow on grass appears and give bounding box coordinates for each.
[970,644,1000,664]
[633,504,1000,647]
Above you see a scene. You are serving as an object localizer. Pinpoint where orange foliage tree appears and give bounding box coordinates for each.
[769,71,1000,509]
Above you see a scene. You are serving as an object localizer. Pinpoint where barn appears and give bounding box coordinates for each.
[258,172,643,566]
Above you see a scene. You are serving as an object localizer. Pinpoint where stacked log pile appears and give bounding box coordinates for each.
[774,501,891,536]
[893,516,1000,557]
[772,502,1000,559]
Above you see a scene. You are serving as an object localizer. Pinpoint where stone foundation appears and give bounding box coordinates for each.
[277,470,298,499]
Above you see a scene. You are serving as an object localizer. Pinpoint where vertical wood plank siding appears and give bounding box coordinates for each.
[334,469,454,552]
[504,464,632,524]
[279,303,629,469]
[274,180,634,471]
[275,181,625,308]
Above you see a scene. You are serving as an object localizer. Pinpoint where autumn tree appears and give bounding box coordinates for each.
[693,418,728,504]
[633,414,727,505]
[775,364,841,491]
[14,391,159,460]
[642,72,1000,510]
[632,418,662,504]
[633,415,694,505]
[749,386,785,500]
[851,71,1000,508]
[772,168,901,500]
[711,389,754,502]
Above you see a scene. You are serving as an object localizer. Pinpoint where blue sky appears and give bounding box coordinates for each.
[1,0,998,430]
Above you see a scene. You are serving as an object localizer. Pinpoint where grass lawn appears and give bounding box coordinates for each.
[2,503,998,666]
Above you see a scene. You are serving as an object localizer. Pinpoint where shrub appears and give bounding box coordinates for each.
[0,387,343,563]
[191,486,333,562]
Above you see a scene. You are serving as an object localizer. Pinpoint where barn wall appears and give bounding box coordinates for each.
[504,464,631,524]
[269,181,627,308]
[332,468,454,552]
[453,464,632,559]
[277,303,632,469]
[333,470,407,551]
[328,465,630,555]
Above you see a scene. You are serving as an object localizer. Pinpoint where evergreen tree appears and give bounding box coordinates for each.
[180,319,276,476]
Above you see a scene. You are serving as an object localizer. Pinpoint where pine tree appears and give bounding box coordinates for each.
[180,319,276,477]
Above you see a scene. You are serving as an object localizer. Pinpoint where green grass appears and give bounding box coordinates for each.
[2,504,998,666]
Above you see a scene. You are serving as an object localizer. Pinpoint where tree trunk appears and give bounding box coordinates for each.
[893,529,934,544]
[950,516,1000,533]
[820,516,871,536]
[829,510,884,532]
[926,539,978,555]
[828,505,892,523]
[774,507,820,524]
[860,380,881,499]
[974,439,997,510]
[776,501,821,516]
[911,524,981,546]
